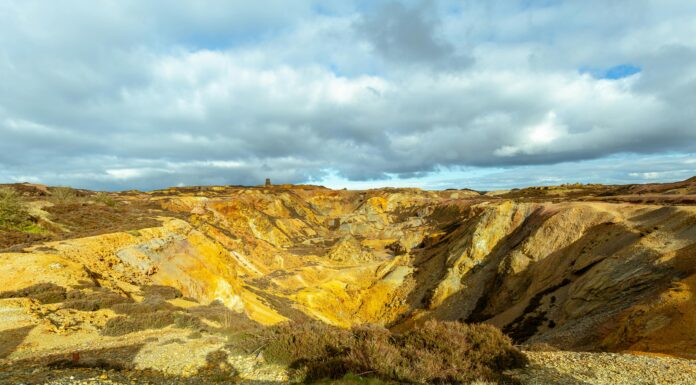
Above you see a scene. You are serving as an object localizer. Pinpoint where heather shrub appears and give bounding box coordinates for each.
[0,187,31,229]
[237,319,527,384]
[102,295,203,336]
[0,283,67,304]
[102,311,176,336]
[141,285,183,300]
[252,321,354,367]
[394,320,527,383]
[111,295,177,315]
[187,301,259,332]
[50,187,82,204]
[101,310,202,336]
[62,288,133,311]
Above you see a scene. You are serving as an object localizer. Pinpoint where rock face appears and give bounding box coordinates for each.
[1,180,696,369]
[325,235,375,263]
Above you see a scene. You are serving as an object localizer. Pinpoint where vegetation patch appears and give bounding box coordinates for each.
[0,229,50,251]
[45,201,163,238]
[0,187,32,230]
[49,187,84,204]
[186,300,259,331]
[62,288,133,312]
[0,283,67,304]
[101,310,202,336]
[234,319,527,384]
[93,192,117,207]
[0,186,50,250]
[140,285,183,300]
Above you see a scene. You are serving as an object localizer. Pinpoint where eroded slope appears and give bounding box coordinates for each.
[1,181,696,375]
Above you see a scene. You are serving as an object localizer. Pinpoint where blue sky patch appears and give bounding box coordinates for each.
[604,64,641,79]
[581,64,641,79]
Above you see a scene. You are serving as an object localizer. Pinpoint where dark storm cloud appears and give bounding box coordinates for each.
[0,0,695,190]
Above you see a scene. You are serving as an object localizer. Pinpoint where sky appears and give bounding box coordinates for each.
[0,0,695,191]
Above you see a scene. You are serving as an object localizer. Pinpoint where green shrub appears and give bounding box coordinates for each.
[21,223,45,234]
[0,187,31,229]
[236,319,527,384]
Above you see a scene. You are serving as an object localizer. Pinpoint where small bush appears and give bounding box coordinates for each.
[174,312,202,329]
[141,285,182,300]
[62,288,133,311]
[102,310,178,336]
[0,283,67,304]
[93,192,117,207]
[102,298,203,336]
[0,187,31,229]
[50,187,81,204]
[187,301,261,332]
[236,320,527,384]
[257,321,353,368]
[111,296,177,315]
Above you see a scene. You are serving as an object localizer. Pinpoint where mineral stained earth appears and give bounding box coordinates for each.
[2,178,696,384]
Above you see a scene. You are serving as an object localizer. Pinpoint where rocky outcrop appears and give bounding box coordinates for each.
[325,235,374,264]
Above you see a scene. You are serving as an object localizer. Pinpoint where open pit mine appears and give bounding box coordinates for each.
[1,179,696,384]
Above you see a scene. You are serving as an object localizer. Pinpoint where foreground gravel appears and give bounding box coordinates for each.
[2,351,695,385]
[507,350,696,385]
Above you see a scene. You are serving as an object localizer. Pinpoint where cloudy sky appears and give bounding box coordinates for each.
[1,0,695,191]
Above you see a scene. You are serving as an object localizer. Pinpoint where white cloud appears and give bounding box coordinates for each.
[105,169,146,180]
[494,111,566,157]
[0,1,695,190]
[629,172,661,179]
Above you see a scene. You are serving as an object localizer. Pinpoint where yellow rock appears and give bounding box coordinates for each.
[2,184,696,361]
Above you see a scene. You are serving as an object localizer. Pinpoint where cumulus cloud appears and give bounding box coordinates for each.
[0,0,695,190]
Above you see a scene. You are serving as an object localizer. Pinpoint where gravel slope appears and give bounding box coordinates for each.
[507,351,696,385]
[2,351,695,385]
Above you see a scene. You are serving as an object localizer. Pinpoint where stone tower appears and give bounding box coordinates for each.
[265,178,272,187]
